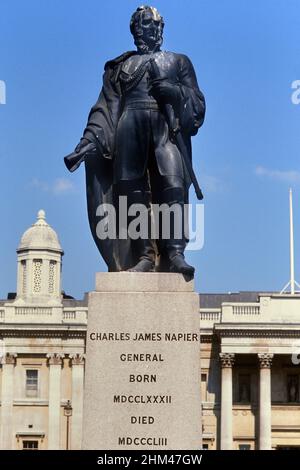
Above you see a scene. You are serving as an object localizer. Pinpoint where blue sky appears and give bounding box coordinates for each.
[0,0,300,299]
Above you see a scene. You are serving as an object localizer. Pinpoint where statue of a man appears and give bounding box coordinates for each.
[69,5,205,275]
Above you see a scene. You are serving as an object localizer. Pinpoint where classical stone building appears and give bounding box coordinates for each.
[0,211,300,450]
[0,211,87,450]
[201,292,300,450]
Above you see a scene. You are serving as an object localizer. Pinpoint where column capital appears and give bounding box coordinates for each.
[69,353,85,366]
[47,353,64,366]
[219,353,235,368]
[258,353,274,368]
[0,353,17,365]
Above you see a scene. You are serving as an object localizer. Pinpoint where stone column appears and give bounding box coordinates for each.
[69,354,85,450]
[220,353,235,450]
[47,353,64,449]
[258,353,273,450]
[0,353,17,449]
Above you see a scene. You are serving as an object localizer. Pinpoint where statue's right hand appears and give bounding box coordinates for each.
[75,138,90,153]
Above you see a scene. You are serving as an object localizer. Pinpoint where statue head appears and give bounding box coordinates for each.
[130,5,164,53]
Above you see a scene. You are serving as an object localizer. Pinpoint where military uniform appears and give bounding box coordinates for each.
[80,49,205,272]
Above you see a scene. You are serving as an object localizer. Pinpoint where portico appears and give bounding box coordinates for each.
[201,293,300,450]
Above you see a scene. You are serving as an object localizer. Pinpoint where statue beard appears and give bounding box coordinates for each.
[133,32,163,54]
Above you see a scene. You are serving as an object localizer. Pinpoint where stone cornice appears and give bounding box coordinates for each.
[200,332,219,344]
[13,399,49,406]
[272,425,300,431]
[200,334,214,343]
[16,432,45,439]
[0,324,86,339]
[214,323,300,338]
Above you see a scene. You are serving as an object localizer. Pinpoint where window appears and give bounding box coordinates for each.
[239,444,251,450]
[21,260,27,294]
[26,370,38,397]
[33,259,42,293]
[202,443,209,450]
[238,374,251,403]
[201,372,208,401]
[48,260,56,294]
[23,440,38,450]
[287,375,299,402]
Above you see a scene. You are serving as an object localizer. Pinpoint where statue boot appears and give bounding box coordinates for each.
[126,190,156,272]
[161,187,195,277]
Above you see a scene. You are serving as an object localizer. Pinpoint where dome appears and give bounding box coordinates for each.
[17,210,63,253]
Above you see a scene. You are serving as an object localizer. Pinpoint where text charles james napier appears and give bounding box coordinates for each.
[89,332,199,341]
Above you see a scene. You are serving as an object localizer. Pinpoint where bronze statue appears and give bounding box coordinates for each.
[65,5,205,275]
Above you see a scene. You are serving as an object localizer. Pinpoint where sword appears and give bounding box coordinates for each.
[173,131,203,201]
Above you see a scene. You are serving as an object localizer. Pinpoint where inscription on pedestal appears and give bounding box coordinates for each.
[89,331,199,447]
[82,273,202,450]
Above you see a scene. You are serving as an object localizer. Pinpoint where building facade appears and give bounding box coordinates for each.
[0,211,87,450]
[201,292,300,450]
[0,211,300,449]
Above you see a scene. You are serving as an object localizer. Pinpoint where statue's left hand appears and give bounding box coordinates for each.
[149,79,181,104]
[75,137,90,153]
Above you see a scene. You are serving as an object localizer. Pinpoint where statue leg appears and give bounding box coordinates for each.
[158,176,195,277]
[117,179,156,272]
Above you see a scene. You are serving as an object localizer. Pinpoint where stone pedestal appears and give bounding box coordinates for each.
[82,272,201,450]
